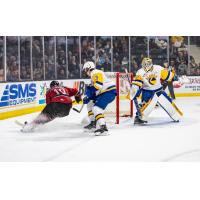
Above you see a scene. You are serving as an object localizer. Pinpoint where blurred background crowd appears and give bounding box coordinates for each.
[0,36,200,82]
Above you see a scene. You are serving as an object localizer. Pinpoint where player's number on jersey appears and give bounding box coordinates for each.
[53,88,67,95]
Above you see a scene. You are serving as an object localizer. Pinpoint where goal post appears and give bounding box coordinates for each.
[104,72,133,124]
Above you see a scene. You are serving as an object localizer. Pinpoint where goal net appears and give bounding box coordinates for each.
[104,72,133,124]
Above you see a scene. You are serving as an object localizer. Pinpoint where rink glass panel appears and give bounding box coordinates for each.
[81,36,95,64]
[44,36,56,80]
[20,36,31,80]
[32,36,44,80]
[169,36,189,76]
[6,36,19,82]
[0,36,4,82]
[130,36,148,75]
[56,36,67,80]
[189,36,200,76]
[113,36,129,72]
[67,36,80,79]
[149,36,168,66]
[81,36,95,78]
[96,36,112,72]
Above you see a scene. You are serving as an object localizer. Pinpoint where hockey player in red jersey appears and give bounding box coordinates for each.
[21,80,82,132]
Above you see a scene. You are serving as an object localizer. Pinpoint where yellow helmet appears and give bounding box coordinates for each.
[142,57,153,72]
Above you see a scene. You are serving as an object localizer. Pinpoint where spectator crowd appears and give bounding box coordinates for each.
[96,36,111,72]
[0,37,4,81]
[0,36,200,82]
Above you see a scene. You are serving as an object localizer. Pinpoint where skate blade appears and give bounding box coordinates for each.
[134,121,148,125]
[83,128,96,133]
[134,119,148,125]
[94,131,109,136]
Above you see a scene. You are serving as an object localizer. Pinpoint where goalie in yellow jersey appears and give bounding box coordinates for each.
[82,61,117,135]
[130,57,183,124]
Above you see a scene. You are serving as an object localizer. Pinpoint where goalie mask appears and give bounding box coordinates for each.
[82,61,95,76]
[142,58,153,72]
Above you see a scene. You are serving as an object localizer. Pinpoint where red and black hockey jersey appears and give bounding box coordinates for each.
[46,86,78,104]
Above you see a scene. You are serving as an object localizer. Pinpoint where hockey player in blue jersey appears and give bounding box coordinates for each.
[82,61,117,136]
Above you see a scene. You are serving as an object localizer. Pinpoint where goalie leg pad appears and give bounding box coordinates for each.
[157,93,181,121]
[140,93,158,120]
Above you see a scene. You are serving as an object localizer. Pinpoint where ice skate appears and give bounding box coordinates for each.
[21,121,36,133]
[134,116,147,125]
[84,121,96,130]
[94,125,109,136]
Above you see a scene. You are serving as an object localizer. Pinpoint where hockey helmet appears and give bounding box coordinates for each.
[50,80,59,88]
[82,61,95,73]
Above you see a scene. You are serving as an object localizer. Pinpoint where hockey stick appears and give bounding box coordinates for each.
[72,104,85,113]
[124,69,143,118]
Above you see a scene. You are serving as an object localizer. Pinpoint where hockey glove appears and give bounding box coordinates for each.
[83,96,91,104]
[75,95,82,103]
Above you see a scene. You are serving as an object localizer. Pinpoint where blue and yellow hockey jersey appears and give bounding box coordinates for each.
[132,65,175,91]
[90,69,116,96]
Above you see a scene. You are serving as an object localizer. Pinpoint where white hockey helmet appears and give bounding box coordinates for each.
[83,61,95,73]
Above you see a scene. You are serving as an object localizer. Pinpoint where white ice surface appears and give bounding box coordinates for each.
[0,97,200,162]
